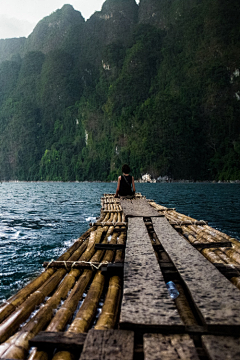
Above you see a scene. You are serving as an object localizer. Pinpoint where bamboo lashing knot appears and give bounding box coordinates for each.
[70,260,109,270]
[45,260,110,270]
[45,259,54,270]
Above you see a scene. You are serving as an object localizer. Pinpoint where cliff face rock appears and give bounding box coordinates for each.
[138,0,199,29]
[24,5,85,54]
[0,0,202,64]
[81,0,138,65]
[0,1,138,65]
[86,0,138,46]
[138,0,166,28]
[0,0,240,181]
[0,38,26,63]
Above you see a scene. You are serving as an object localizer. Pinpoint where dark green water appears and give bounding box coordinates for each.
[0,182,240,303]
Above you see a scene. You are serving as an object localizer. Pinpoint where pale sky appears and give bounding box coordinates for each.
[0,0,105,39]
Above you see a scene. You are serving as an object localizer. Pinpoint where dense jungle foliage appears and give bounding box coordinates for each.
[0,0,240,181]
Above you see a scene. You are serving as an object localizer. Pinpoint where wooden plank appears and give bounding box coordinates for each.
[143,333,200,360]
[214,263,240,277]
[185,325,207,334]
[120,198,161,217]
[152,217,240,334]
[120,217,184,331]
[192,242,232,249]
[202,335,240,360]
[80,329,134,360]
[29,331,86,351]
[101,263,124,275]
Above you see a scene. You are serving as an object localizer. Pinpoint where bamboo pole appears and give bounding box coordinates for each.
[109,212,114,223]
[182,224,237,264]
[0,236,87,346]
[114,232,127,264]
[181,222,240,288]
[51,271,105,360]
[160,206,240,287]
[181,226,225,264]
[186,225,240,264]
[148,202,168,211]
[29,351,49,360]
[102,212,110,222]
[166,211,240,257]
[221,247,240,265]
[47,228,114,331]
[0,238,91,357]
[0,229,93,325]
[214,249,240,265]
[112,212,118,223]
[29,226,115,360]
[201,248,226,264]
[117,212,122,223]
[94,275,121,330]
[66,270,105,334]
[229,237,240,250]
[0,227,107,357]
[174,281,198,326]
[51,231,118,360]
[231,277,240,290]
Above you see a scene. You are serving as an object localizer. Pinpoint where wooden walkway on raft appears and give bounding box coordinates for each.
[1,194,240,359]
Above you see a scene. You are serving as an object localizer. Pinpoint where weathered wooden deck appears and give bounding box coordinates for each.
[152,217,240,333]
[120,217,184,331]
[1,194,240,360]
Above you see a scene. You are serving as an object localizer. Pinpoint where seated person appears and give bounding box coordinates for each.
[115,164,136,198]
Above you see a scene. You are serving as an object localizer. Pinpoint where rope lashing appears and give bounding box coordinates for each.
[45,260,109,270]
[45,259,54,270]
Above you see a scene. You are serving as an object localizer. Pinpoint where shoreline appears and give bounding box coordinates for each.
[0,180,240,184]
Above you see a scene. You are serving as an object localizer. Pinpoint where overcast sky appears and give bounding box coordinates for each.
[0,0,106,39]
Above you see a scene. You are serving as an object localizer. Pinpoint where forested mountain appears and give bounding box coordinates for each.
[0,0,240,181]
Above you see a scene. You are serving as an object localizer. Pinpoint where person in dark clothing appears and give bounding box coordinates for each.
[115,164,136,198]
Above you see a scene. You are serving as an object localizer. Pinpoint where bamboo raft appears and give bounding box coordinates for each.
[1,193,240,360]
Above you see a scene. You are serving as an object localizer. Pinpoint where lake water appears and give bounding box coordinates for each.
[0,181,240,302]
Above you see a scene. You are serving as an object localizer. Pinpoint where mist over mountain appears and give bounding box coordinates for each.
[0,0,240,181]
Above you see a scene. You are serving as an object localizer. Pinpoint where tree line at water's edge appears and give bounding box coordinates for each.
[0,0,240,182]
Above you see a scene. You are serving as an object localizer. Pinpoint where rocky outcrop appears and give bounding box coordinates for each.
[0,1,139,65]
[86,0,138,45]
[24,5,85,54]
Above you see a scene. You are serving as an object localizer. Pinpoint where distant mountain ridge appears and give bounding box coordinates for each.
[0,0,191,63]
[0,0,240,181]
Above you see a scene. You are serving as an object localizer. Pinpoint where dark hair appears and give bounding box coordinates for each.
[122,164,130,174]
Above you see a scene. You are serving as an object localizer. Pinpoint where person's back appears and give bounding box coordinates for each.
[119,174,133,196]
[115,164,136,198]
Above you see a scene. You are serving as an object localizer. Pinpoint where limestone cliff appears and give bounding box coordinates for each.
[82,0,138,64]
[88,0,138,45]
[24,5,85,54]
